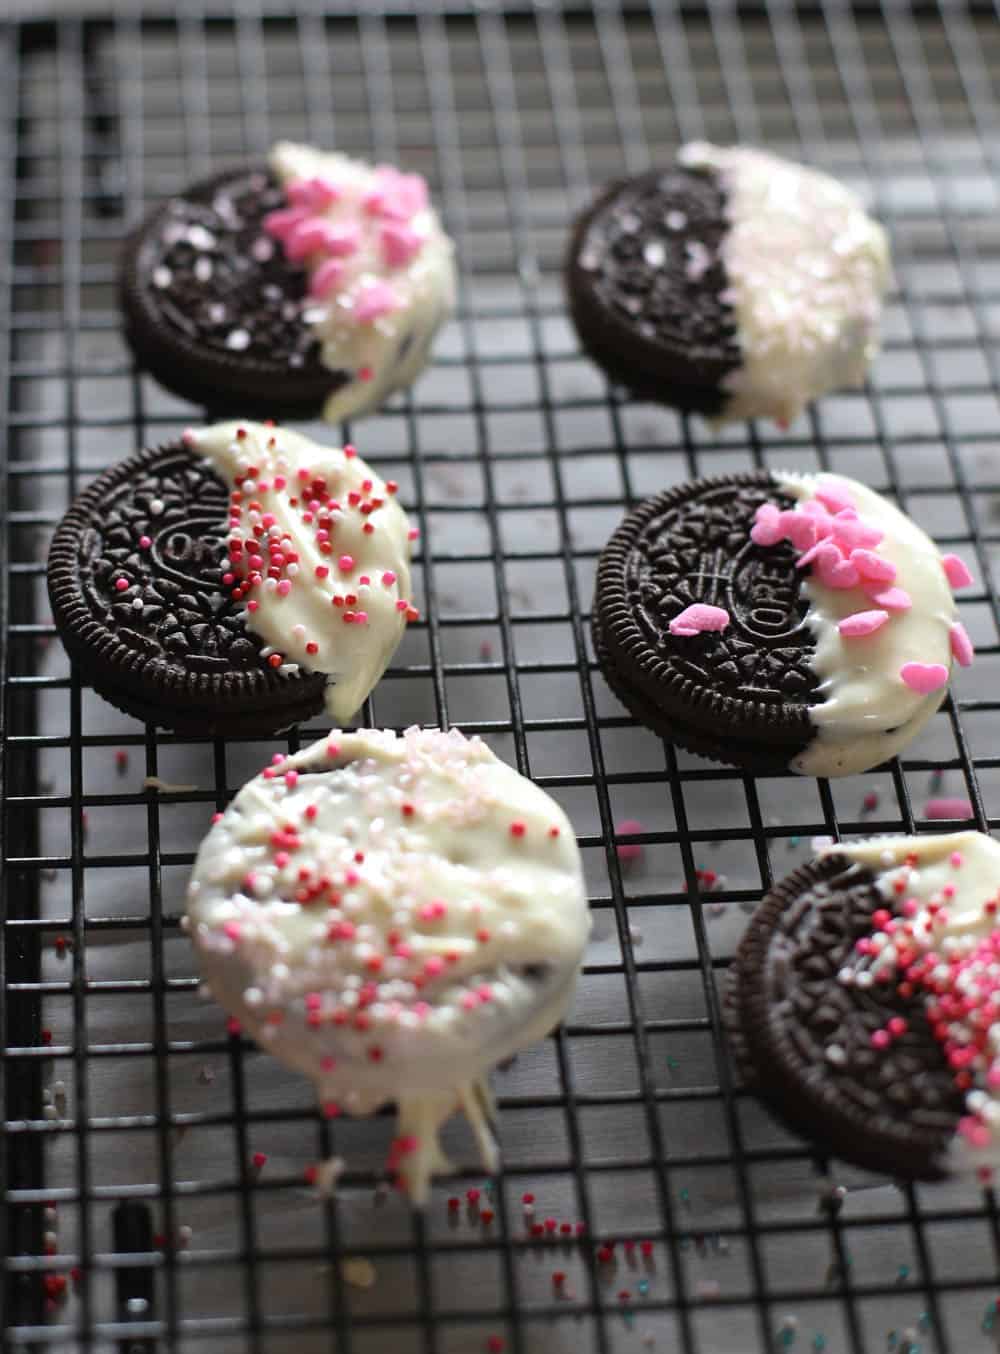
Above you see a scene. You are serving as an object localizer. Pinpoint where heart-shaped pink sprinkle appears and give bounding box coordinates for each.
[813,477,855,514]
[381,221,424,268]
[817,554,860,589]
[310,257,346,300]
[850,548,896,584]
[285,217,333,261]
[867,585,912,611]
[668,603,730,637]
[781,510,818,552]
[833,516,883,552]
[307,176,341,208]
[950,621,974,667]
[838,609,890,638]
[750,502,784,547]
[263,206,308,241]
[942,554,973,589]
[899,662,949,694]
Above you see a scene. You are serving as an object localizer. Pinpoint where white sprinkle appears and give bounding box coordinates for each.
[825,1043,847,1066]
[226,329,252,351]
[153,266,172,288]
[665,210,687,231]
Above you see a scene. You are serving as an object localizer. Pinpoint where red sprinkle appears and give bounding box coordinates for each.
[252,1152,267,1170]
[510,821,526,838]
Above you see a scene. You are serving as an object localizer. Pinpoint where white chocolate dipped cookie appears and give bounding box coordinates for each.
[592,470,974,777]
[567,144,889,426]
[184,727,590,1201]
[183,420,417,725]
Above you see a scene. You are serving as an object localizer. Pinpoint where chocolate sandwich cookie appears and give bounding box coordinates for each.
[120,142,456,423]
[727,833,1000,1181]
[593,470,974,777]
[185,727,590,1202]
[48,421,416,735]
[566,144,890,426]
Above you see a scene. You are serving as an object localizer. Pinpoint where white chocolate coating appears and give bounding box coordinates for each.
[269,143,456,424]
[777,473,957,778]
[678,143,890,425]
[826,832,1000,1170]
[185,420,413,724]
[185,727,590,1201]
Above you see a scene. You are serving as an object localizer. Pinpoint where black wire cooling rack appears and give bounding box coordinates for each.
[5,3,1000,1351]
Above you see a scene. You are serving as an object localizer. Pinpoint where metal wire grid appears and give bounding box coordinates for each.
[5,2,1000,1351]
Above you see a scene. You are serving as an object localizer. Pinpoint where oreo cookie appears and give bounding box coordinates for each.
[119,142,456,424]
[48,421,415,735]
[592,471,971,778]
[727,833,1000,1181]
[566,144,890,426]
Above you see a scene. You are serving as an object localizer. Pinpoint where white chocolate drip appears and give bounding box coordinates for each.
[678,143,890,426]
[269,143,456,424]
[827,833,1000,1170]
[186,420,413,725]
[185,727,590,1202]
[776,472,957,778]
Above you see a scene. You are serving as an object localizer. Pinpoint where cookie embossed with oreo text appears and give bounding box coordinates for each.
[593,469,969,777]
[47,442,327,734]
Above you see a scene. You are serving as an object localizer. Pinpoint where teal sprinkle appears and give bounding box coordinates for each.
[789,836,801,849]
[896,1264,909,1283]
[887,1333,898,1350]
[917,1313,930,1332]
[983,1305,996,1334]
[679,1187,690,1206]
[666,1057,679,1072]
[812,1338,826,1353]
[484,1183,494,1198]
[778,1329,796,1348]
[623,1312,634,1331]
[637,1279,649,1296]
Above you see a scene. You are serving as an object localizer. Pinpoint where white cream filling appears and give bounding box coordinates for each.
[269,142,456,424]
[186,420,412,725]
[678,142,891,426]
[776,472,957,779]
[185,727,590,1202]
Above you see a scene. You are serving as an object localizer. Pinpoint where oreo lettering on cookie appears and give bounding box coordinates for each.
[566,144,890,426]
[47,422,417,734]
[593,471,971,777]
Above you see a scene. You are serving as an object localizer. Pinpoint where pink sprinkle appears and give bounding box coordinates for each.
[942,554,974,590]
[223,921,242,941]
[816,552,860,590]
[424,956,445,977]
[750,502,784,547]
[950,851,964,867]
[263,206,308,240]
[850,548,896,584]
[900,661,949,694]
[336,555,355,574]
[381,221,424,267]
[320,1055,336,1072]
[354,280,400,323]
[285,216,333,261]
[814,477,855,514]
[924,797,974,820]
[418,900,447,921]
[382,571,397,586]
[866,585,912,611]
[988,1063,1000,1091]
[668,603,729,637]
[832,515,883,552]
[138,535,151,549]
[277,580,291,597]
[309,257,346,300]
[781,509,819,552]
[114,578,129,592]
[950,621,974,667]
[284,770,299,788]
[252,1152,267,1170]
[615,819,645,864]
[461,991,478,1010]
[838,609,890,638]
[871,1029,891,1049]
